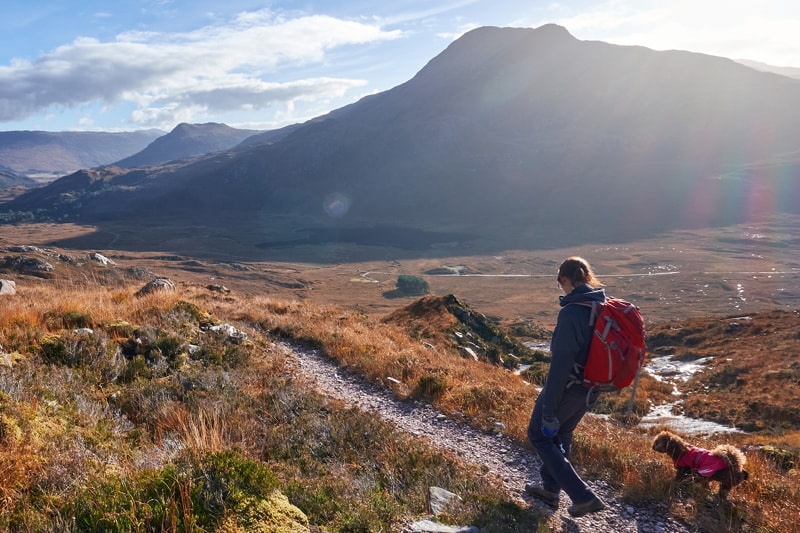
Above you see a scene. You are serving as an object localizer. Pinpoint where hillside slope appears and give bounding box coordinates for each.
[3,24,800,253]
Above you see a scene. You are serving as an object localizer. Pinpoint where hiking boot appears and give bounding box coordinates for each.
[524,484,559,508]
[567,495,606,517]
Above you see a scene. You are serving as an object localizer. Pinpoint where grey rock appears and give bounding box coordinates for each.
[409,520,478,533]
[0,279,16,295]
[10,255,54,274]
[90,252,116,266]
[458,346,478,361]
[136,277,176,296]
[208,323,248,343]
[428,486,460,515]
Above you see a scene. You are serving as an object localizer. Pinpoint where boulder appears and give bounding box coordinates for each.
[208,323,248,343]
[90,252,116,266]
[0,279,16,295]
[136,278,176,296]
[207,284,231,293]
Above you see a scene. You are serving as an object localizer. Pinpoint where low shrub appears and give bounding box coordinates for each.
[414,374,449,400]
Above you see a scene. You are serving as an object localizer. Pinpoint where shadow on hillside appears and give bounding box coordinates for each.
[255,225,476,251]
[382,289,427,299]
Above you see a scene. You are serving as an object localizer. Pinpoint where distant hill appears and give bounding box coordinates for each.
[0,168,36,188]
[4,24,800,255]
[0,129,163,177]
[736,59,800,80]
[114,122,264,168]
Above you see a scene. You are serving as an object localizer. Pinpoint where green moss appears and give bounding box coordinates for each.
[40,334,69,365]
[44,309,93,330]
[217,492,309,533]
[105,319,136,338]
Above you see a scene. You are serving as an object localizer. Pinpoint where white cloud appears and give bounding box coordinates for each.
[0,9,402,129]
[550,0,800,66]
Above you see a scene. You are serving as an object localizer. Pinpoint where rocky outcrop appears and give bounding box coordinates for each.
[5,255,54,277]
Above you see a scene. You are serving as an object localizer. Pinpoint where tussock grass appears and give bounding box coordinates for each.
[0,283,544,532]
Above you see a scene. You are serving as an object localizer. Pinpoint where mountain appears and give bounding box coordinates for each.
[114,122,264,168]
[0,168,36,188]
[0,129,163,177]
[3,24,800,255]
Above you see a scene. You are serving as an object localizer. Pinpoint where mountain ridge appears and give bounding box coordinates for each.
[113,122,264,168]
[3,24,800,256]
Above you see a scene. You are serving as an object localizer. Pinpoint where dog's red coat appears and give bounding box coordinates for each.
[673,445,728,477]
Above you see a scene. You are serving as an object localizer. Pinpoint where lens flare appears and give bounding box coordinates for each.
[323,192,351,218]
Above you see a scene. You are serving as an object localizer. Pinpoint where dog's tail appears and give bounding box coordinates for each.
[713,444,747,473]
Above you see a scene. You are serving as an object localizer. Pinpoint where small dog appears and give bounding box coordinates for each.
[652,430,749,499]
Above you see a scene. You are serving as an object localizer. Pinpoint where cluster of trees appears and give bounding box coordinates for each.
[396,275,429,295]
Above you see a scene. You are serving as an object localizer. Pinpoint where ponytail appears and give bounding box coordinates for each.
[557,256,603,287]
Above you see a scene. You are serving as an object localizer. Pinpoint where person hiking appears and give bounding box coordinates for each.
[525,256,607,517]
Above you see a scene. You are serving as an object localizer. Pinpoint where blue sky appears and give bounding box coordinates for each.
[2,0,799,132]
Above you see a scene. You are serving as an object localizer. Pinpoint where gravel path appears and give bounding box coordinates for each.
[278,341,696,533]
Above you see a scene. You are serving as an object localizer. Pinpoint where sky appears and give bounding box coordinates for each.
[1,0,799,133]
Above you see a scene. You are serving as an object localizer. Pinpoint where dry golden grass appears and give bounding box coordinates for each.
[2,229,800,531]
[0,280,547,531]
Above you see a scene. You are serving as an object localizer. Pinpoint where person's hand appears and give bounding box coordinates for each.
[541,416,560,438]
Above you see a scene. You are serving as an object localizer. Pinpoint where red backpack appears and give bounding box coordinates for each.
[573,298,646,391]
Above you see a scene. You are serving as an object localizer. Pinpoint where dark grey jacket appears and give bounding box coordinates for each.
[541,284,606,419]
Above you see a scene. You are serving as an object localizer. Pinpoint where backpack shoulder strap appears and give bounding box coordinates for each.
[567,300,601,326]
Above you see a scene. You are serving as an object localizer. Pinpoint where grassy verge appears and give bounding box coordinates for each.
[0,283,545,532]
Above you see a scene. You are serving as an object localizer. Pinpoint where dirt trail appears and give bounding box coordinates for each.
[278,340,696,533]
